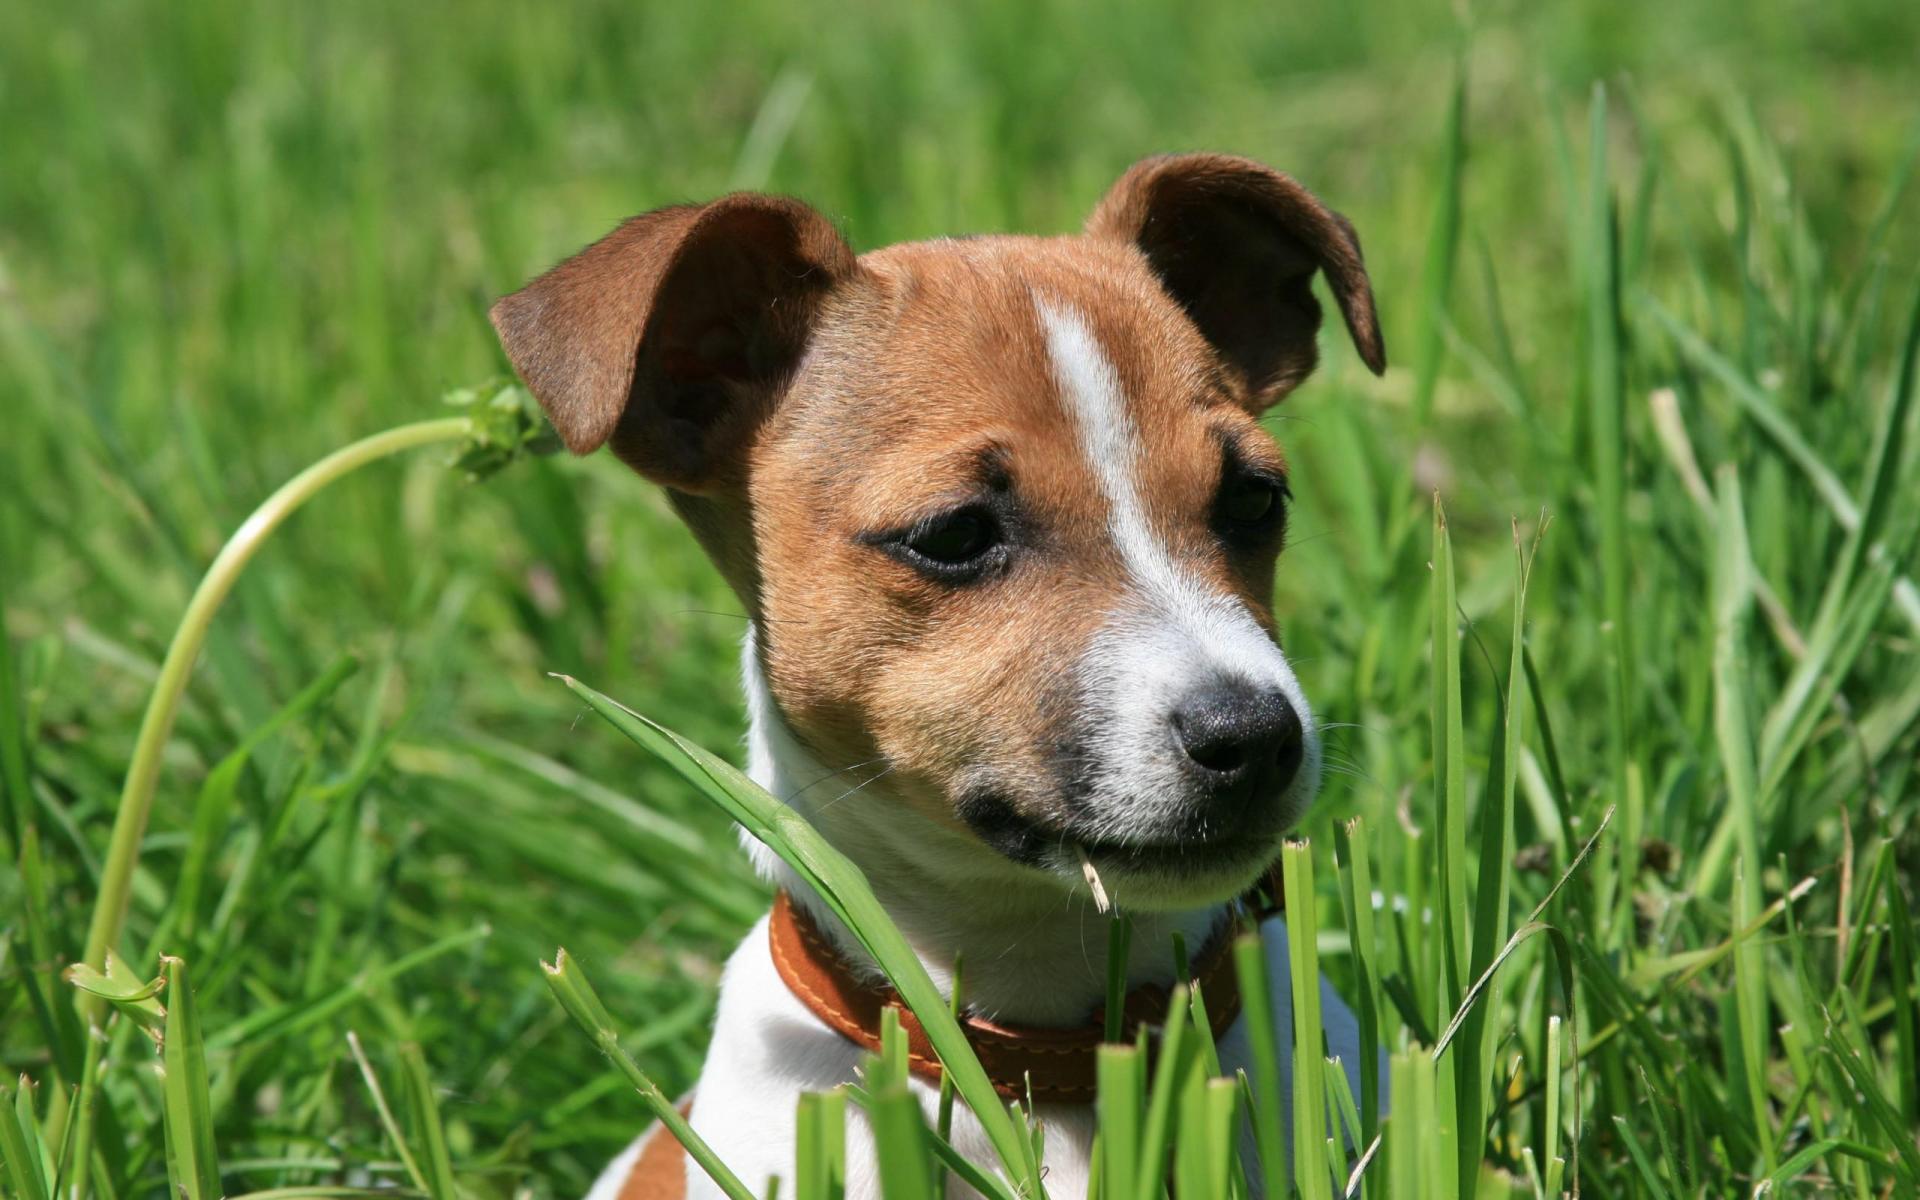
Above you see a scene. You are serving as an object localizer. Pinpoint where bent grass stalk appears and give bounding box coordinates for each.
[79,416,473,982]
[65,413,494,1199]
[543,949,756,1200]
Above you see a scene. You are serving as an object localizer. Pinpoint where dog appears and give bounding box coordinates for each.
[490,153,1387,1200]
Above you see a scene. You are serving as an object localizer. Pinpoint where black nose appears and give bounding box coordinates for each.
[1171,683,1305,800]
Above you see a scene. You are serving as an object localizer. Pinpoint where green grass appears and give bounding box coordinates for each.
[3,0,1919,1195]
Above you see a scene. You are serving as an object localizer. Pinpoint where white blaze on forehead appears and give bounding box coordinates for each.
[1034,298,1276,652]
[1035,299,1319,828]
[1036,303,1161,577]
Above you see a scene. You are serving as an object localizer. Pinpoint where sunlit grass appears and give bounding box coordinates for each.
[3,1,1918,1195]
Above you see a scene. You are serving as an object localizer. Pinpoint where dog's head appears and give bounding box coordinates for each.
[495,154,1383,909]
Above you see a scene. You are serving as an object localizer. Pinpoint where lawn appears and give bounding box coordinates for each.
[2,0,1917,1196]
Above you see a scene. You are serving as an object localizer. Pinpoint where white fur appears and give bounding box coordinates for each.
[1036,302,1321,853]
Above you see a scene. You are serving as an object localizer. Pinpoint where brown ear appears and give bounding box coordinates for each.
[490,194,857,490]
[1087,154,1385,405]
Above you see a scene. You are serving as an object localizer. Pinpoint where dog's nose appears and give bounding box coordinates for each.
[1170,683,1305,800]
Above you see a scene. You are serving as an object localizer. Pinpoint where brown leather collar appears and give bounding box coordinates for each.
[767,871,1281,1105]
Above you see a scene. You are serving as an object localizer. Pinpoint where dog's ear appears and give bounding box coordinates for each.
[490,194,857,491]
[1087,154,1385,406]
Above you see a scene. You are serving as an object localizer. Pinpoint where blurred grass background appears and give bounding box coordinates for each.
[2,0,1918,1195]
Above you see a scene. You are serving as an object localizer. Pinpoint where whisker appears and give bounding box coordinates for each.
[813,765,898,814]
[783,755,891,805]
[1283,528,1338,549]
[1315,721,1378,734]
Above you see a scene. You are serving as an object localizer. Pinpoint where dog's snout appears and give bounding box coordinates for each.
[1170,683,1305,799]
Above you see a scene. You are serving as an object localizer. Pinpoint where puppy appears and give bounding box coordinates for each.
[491,153,1387,1200]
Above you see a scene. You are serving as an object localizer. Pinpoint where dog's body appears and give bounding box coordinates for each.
[492,154,1387,1199]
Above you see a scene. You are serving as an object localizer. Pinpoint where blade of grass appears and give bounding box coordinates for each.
[1884,872,1918,1127]
[1234,930,1286,1200]
[396,1044,456,1200]
[54,1017,106,1200]
[1283,841,1331,1200]
[1174,1071,1239,1200]
[1707,466,1767,997]
[875,1007,908,1090]
[1731,861,1774,1172]
[1201,1079,1238,1200]
[345,1032,429,1194]
[1430,498,1469,1018]
[1173,1060,1210,1200]
[1586,83,1635,930]
[1519,646,1580,860]
[157,957,220,1200]
[868,1084,935,1200]
[18,828,86,1090]
[1384,1048,1436,1200]
[10,1078,54,1200]
[1411,52,1468,425]
[543,948,757,1200]
[1135,985,1193,1200]
[1636,1064,1688,1195]
[794,1091,839,1200]
[1096,1045,1143,1200]
[936,957,961,1155]
[1452,524,1534,1195]
[1333,819,1382,1150]
[1104,916,1132,1045]
[1542,1016,1564,1200]
[842,1082,1020,1200]
[1609,1115,1674,1200]
[1180,934,1225,1080]
[0,553,32,857]
[1324,1059,1363,1171]
[1,1075,52,1200]
[1759,1138,1893,1192]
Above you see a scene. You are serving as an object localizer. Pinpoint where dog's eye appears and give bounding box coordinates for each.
[1218,474,1287,529]
[906,510,997,565]
[862,503,1010,582]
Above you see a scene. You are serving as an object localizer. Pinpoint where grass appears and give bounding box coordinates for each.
[2,0,1918,1195]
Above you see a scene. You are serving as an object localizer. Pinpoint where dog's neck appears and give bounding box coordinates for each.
[738,625,1227,1027]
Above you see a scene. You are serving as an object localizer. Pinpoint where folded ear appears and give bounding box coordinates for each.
[490,194,857,491]
[1087,153,1385,406]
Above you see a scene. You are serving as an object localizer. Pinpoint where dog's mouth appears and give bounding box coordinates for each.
[1073,832,1273,872]
[955,789,1282,902]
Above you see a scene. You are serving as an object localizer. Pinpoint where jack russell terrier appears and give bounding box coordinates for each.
[491,153,1387,1200]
